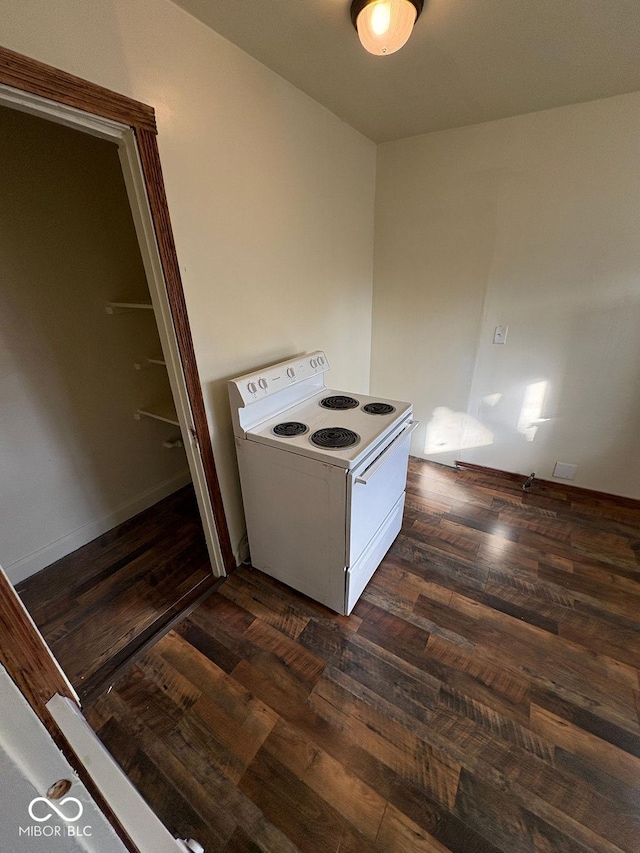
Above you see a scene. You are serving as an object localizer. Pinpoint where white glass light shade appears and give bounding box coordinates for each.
[356,0,418,56]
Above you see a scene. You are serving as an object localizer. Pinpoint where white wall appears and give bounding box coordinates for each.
[0,0,376,560]
[0,106,190,583]
[372,92,640,499]
[371,126,491,468]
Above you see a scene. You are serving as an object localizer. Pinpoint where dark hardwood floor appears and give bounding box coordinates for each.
[84,460,640,852]
[18,485,213,700]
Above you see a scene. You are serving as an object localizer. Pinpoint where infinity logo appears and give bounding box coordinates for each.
[28,797,84,823]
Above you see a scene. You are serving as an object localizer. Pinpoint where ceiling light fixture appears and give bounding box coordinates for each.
[351,0,423,56]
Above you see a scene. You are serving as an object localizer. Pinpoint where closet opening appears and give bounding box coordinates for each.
[0,80,231,702]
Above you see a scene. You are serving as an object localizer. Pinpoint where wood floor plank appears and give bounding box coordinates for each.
[311,669,462,810]
[101,715,232,851]
[530,690,640,758]
[334,631,440,723]
[161,719,300,853]
[157,632,280,743]
[219,574,311,640]
[438,685,555,762]
[428,709,633,853]
[239,746,379,853]
[443,593,639,728]
[371,557,455,606]
[530,704,640,789]
[425,634,533,723]
[390,536,490,594]
[242,619,325,686]
[375,803,452,853]
[263,717,387,841]
[98,688,238,848]
[453,769,594,853]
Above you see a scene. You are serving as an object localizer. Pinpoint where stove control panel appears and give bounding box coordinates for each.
[231,350,329,405]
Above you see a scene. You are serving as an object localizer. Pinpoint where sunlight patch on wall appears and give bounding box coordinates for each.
[424,406,494,455]
[517,380,549,442]
[483,393,502,407]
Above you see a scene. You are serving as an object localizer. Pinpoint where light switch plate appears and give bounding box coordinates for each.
[493,325,508,344]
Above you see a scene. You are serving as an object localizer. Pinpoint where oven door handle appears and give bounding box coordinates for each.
[354,420,419,485]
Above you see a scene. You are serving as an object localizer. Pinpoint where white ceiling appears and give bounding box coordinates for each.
[170,0,640,143]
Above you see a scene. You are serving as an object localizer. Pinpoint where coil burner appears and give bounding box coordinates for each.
[310,427,359,449]
[319,395,359,410]
[272,422,308,437]
[363,402,396,415]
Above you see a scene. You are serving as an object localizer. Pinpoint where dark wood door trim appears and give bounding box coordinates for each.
[0,45,156,131]
[0,43,235,573]
[0,568,76,722]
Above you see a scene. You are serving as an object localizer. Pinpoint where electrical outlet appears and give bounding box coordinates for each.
[553,462,577,480]
[493,325,508,345]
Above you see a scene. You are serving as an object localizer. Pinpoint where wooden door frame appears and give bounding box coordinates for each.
[0,45,235,575]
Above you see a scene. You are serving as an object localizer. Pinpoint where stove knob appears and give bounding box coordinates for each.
[247,381,257,394]
[286,367,295,379]
[317,355,325,366]
[310,358,318,369]
[258,378,268,390]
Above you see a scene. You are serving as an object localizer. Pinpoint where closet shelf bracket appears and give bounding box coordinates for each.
[135,401,180,427]
[134,355,167,370]
[163,438,184,449]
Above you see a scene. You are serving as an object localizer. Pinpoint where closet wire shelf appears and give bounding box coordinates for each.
[105,301,154,314]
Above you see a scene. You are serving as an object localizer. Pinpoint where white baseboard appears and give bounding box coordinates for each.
[6,471,192,585]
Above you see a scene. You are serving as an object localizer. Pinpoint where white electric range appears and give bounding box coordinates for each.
[228,351,416,615]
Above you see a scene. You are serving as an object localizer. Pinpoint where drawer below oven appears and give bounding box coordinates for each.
[347,421,415,566]
[345,494,404,615]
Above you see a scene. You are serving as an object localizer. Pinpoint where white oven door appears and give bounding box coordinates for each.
[347,419,418,566]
